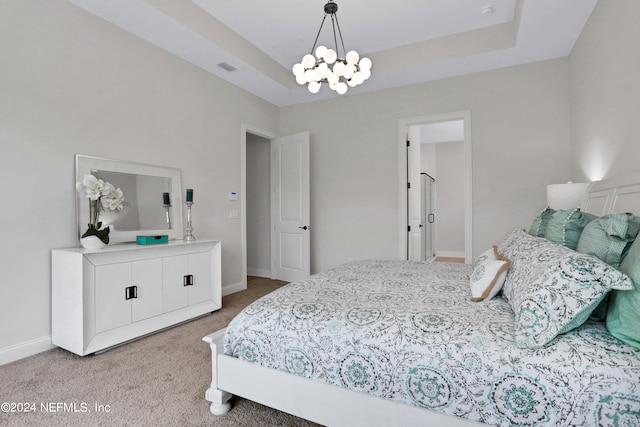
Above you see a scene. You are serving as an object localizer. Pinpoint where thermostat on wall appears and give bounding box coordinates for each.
[228,191,238,201]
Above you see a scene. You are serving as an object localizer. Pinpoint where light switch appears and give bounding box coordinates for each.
[229,209,239,218]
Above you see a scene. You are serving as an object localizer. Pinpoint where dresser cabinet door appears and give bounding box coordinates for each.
[162,255,189,312]
[162,252,212,312]
[187,251,212,305]
[95,259,163,333]
[131,258,163,322]
[95,262,132,333]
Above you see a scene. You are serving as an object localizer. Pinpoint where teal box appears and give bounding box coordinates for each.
[136,235,169,245]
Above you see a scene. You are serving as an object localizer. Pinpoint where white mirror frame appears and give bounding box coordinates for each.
[75,154,184,244]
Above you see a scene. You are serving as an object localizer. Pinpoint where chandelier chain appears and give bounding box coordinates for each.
[310,14,329,55]
[332,14,346,58]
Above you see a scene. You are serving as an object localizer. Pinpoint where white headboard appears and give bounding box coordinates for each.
[582,170,640,216]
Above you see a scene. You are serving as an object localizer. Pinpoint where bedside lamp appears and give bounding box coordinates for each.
[546,182,590,210]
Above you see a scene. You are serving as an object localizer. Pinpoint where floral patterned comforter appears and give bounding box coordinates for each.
[224,260,640,426]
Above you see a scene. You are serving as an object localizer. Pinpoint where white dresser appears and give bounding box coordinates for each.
[52,239,221,356]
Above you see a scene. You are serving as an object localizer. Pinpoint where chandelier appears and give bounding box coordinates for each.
[291,0,372,95]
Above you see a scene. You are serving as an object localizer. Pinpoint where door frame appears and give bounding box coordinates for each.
[397,111,473,263]
[241,123,277,291]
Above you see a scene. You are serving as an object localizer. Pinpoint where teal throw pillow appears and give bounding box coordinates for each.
[607,237,640,349]
[576,213,640,268]
[545,208,597,250]
[529,208,555,237]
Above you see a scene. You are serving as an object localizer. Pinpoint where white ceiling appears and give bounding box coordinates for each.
[67,0,598,107]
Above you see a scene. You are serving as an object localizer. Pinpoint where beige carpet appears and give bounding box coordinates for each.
[0,277,321,427]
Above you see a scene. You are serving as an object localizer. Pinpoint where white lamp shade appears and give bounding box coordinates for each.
[546,182,590,210]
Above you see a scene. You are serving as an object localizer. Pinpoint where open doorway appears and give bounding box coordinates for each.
[398,112,472,263]
[246,132,271,278]
[240,124,277,293]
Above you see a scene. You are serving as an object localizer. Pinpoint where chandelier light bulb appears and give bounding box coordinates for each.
[317,62,330,79]
[308,81,321,93]
[296,74,307,85]
[346,50,359,64]
[352,72,364,85]
[361,69,371,80]
[359,57,372,71]
[336,82,348,94]
[292,63,304,77]
[327,72,339,85]
[324,48,337,64]
[304,69,318,83]
[332,61,346,76]
[301,54,316,69]
[315,45,327,59]
[343,64,355,79]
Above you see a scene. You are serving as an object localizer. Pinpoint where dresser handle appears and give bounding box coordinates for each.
[183,274,194,287]
[125,286,138,300]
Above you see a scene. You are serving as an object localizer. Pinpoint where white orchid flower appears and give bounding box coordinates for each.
[101,187,125,211]
[77,174,104,201]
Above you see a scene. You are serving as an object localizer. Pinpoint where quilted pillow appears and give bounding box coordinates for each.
[607,236,640,349]
[470,246,510,302]
[529,207,555,237]
[576,213,640,268]
[498,229,633,348]
[545,208,597,250]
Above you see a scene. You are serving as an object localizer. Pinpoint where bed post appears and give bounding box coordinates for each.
[202,328,232,415]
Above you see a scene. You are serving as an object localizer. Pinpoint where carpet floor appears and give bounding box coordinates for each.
[0,277,321,427]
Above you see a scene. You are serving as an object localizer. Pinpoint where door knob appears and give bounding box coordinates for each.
[298,225,309,230]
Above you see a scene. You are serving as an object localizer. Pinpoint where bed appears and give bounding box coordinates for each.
[203,172,640,426]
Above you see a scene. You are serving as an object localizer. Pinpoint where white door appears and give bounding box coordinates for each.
[407,127,422,261]
[271,132,311,282]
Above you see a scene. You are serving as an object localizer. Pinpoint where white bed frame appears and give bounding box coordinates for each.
[203,171,640,426]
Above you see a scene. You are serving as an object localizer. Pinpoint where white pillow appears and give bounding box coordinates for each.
[470,246,510,302]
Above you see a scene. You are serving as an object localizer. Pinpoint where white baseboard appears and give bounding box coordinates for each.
[436,251,466,258]
[222,280,246,296]
[247,267,270,278]
[0,335,55,366]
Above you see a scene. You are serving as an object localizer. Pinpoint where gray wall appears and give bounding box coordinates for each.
[435,141,465,256]
[569,1,640,181]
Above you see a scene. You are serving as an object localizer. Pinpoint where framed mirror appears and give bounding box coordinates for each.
[75,154,184,244]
